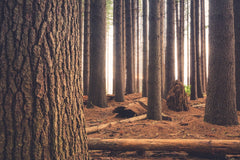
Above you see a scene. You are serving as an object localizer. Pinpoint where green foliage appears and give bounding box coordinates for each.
[184,85,191,96]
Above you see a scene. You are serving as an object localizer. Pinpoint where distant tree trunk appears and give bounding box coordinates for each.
[190,0,198,100]
[0,0,89,159]
[234,0,240,111]
[125,0,134,94]
[204,0,238,125]
[114,0,125,102]
[160,0,166,97]
[137,0,140,93]
[89,0,107,107]
[179,0,184,82]
[175,0,180,81]
[122,0,126,93]
[132,0,137,93]
[201,0,206,93]
[148,0,162,120]
[195,0,204,98]
[142,0,148,97]
[84,0,90,95]
[113,0,116,94]
[187,0,190,85]
[165,0,176,98]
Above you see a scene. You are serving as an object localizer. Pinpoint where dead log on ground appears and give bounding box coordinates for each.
[88,138,240,155]
[86,113,172,134]
[86,114,147,134]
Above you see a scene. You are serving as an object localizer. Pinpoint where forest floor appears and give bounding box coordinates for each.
[83,93,240,160]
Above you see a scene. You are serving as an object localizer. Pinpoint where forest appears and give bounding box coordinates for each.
[0,0,240,160]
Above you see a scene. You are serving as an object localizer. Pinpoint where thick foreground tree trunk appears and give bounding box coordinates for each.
[142,0,148,97]
[165,0,176,98]
[0,0,89,159]
[88,138,240,155]
[89,0,107,108]
[204,0,238,125]
[147,0,162,120]
[234,0,240,111]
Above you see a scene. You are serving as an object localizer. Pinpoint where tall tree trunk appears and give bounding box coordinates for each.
[201,0,206,93]
[122,0,126,94]
[142,0,148,97]
[84,0,90,95]
[113,0,116,95]
[0,0,89,159]
[204,0,238,125]
[234,0,240,111]
[179,0,184,82]
[165,0,176,98]
[176,0,180,81]
[137,0,140,93]
[190,0,198,100]
[114,0,125,102]
[132,0,137,93]
[195,0,204,98]
[125,0,134,94]
[187,0,190,85]
[148,0,162,120]
[160,0,166,97]
[89,0,107,108]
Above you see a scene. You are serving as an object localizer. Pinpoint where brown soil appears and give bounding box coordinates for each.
[84,93,240,160]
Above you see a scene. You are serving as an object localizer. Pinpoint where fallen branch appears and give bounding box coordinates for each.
[86,114,147,134]
[88,138,240,155]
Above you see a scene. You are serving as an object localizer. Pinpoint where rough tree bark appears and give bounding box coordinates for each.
[190,0,198,100]
[201,0,206,93]
[0,0,89,159]
[125,0,134,94]
[165,0,176,98]
[204,0,238,125]
[84,0,90,95]
[114,0,125,102]
[88,0,107,108]
[148,0,162,120]
[142,0,148,97]
[234,0,240,111]
[196,0,204,98]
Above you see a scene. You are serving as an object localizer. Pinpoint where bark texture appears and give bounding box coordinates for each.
[204,0,238,125]
[0,0,89,159]
[142,0,148,97]
[147,0,162,120]
[165,0,176,98]
[190,0,198,100]
[114,0,124,102]
[89,0,107,107]
[84,0,90,95]
[234,0,240,111]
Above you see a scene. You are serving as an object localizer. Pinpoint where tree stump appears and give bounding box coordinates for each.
[166,80,189,111]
